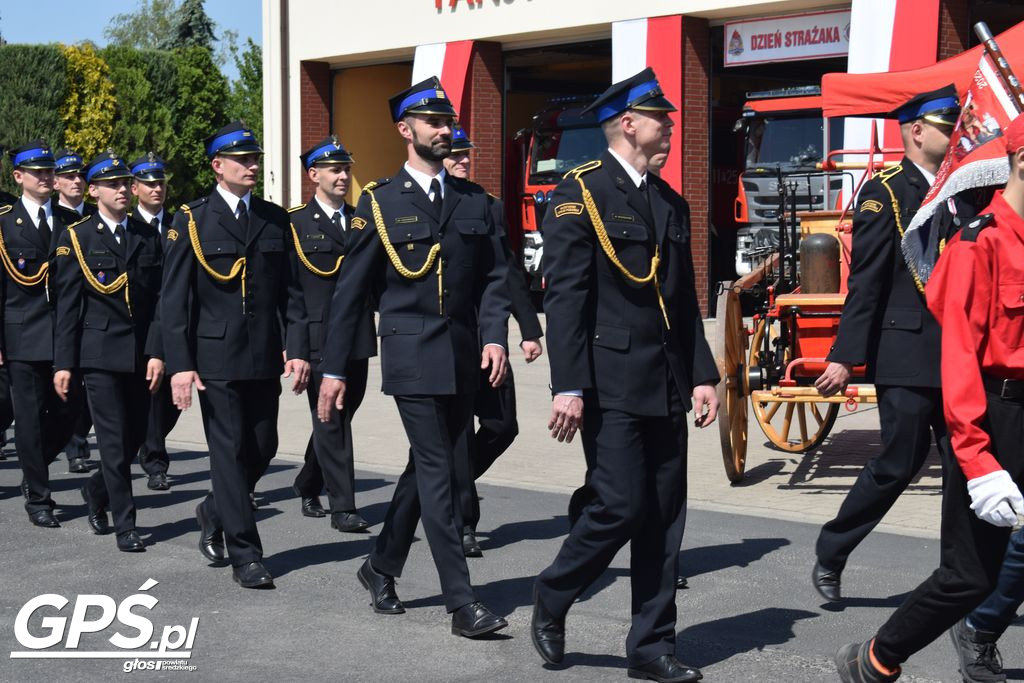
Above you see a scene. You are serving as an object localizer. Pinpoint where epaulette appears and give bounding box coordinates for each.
[288,203,306,213]
[487,192,499,200]
[66,215,90,230]
[362,177,392,193]
[959,213,994,243]
[563,159,601,180]
[876,164,903,182]
[0,204,12,217]
[183,196,208,211]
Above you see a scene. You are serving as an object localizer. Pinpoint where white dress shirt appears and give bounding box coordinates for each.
[135,205,166,232]
[20,195,52,230]
[313,195,346,232]
[215,184,252,218]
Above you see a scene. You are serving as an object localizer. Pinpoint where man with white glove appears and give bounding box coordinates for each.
[835,115,1024,682]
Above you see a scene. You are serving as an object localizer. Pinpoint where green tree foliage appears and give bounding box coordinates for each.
[167,46,229,203]
[104,0,179,50]
[227,39,263,145]
[101,46,175,166]
[60,43,117,161]
[172,0,217,51]
[0,45,68,195]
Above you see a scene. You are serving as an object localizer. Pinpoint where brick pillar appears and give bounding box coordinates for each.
[465,41,503,197]
[299,60,332,203]
[937,0,969,60]
[681,17,711,315]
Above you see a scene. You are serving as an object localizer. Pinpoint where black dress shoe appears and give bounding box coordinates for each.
[675,575,688,590]
[627,655,703,682]
[232,561,274,588]
[80,486,110,535]
[835,640,901,682]
[462,527,482,558]
[68,456,89,474]
[451,601,507,638]
[356,558,404,614]
[28,509,60,528]
[300,496,327,518]
[116,530,145,552]
[147,472,169,491]
[531,589,565,664]
[331,511,370,533]
[813,561,842,602]
[195,503,228,565]
[21,478,30,500]
[249,493,259,510]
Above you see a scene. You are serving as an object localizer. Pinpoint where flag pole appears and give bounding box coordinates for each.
[974,21,1024,113]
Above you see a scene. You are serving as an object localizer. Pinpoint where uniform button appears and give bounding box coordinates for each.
[594,334,600,340]
[443,289,450,296]
[406,233,412,239]
[622,230,629,236]
[442,259,448,267]
[391,327,397,333]
[889,320,896,326]
[674,233,681,239]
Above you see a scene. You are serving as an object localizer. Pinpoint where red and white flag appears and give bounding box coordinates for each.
[902,53,1020,285]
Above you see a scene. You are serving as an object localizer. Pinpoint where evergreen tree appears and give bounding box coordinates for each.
[172,0,216,51]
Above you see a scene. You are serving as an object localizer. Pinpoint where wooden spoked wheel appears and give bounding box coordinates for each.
[714,283,748,483]
[748,317,840,454]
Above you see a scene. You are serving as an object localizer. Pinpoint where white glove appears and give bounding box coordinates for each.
[967,470,1024,527]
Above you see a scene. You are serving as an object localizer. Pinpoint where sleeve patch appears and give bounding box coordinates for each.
[165,229,179,242]
[56,246,71,256]
[859,199,883,213]
[554,202,584,218]
[351,217,367,231]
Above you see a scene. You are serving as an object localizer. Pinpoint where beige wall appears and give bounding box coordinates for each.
[332,65,413,200]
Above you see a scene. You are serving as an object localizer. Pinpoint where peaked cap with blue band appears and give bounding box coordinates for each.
[389,76,457,123]
[300,135,354,169]
[54,148,85,175]
[129,152,167,181]
[450,124,474,152]
[85,151,133,183]
[204,121,264,158]
[582,67,677,124]
[890,84,960,126]
[8,140,55,170]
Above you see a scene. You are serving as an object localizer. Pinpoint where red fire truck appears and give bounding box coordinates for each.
[510,96,605,291]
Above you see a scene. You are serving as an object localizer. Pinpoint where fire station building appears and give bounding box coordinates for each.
[261,0,1021,312]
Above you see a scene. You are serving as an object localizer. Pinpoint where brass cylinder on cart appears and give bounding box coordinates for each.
[799,232,841,293]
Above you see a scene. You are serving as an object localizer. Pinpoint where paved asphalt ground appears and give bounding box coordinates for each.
[0,315,1021,681]
[1,448,1021,682]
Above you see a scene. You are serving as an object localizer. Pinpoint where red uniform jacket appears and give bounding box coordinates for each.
[926,191,1024,480]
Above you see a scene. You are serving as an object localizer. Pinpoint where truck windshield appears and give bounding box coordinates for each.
[530,126,607,180]
[746,115,823,169]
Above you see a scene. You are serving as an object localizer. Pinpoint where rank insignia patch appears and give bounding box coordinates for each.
[56,246,71,256]
[16,258,25,270]
[859,199,883,213]
[554,202,584,218]
[166,229,178,242]
[97,271,106,284]
[351,217,367,231]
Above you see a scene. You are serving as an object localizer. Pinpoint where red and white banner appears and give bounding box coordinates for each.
[412,40,475,121]
[611,16,683,192]
[842,0,940,179]
[723,9,851,67]
[902,54,1020,284]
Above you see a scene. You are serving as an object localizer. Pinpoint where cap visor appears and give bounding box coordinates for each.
[217,145,265,156]
[922,113,958,126]
[17,162,56,170]
[405,104,457,117]
[632,94,677,113]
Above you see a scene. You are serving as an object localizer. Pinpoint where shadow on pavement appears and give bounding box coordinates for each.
[677,607,819,668]
[730,459,787,487]
[270,539,375,578]
[820,591,912,612]
[480,514,570,551]
[680,537,790,579]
